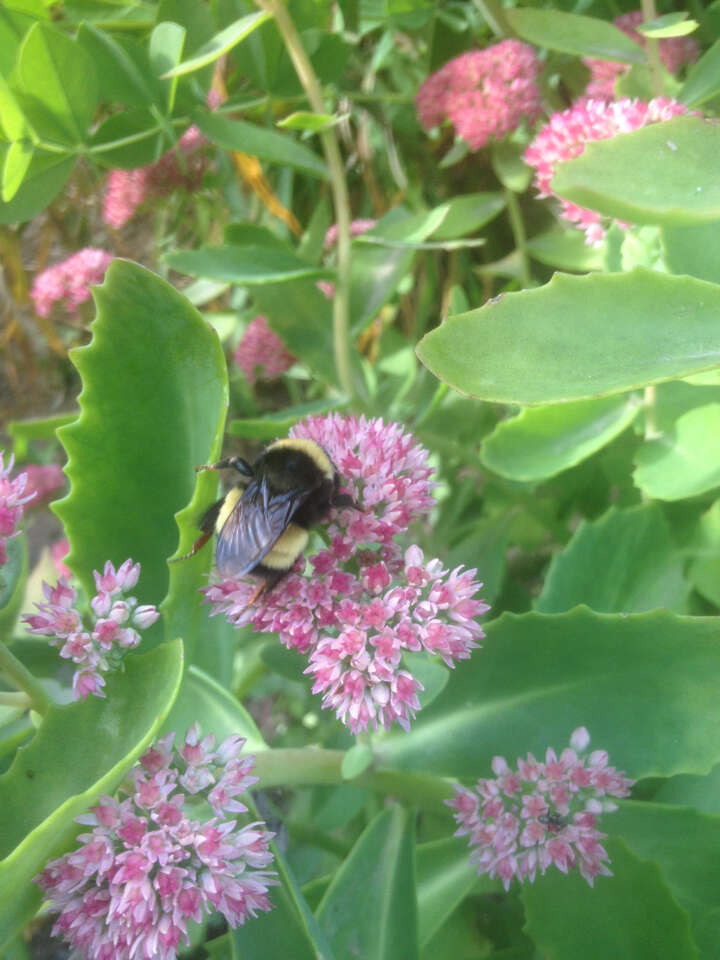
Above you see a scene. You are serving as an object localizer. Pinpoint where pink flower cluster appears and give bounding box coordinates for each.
[0,451,35,568]
[324,218,378,249]
[233,315,296,385]
[36,724,276,960]
[22,463,65,507]
[525,97,692,244]
[31,249,113,318]
[204,415,489,734]
[103,126,210,229]
[448,727,634,890]
[24,559,159,700]
[416,40,542,150]
[584,10,698,100]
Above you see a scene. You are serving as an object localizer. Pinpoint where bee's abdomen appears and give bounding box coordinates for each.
[259,523,309,571]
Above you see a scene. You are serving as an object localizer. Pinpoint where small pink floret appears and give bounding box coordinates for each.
[233,315,296,385]
[31,249,112,318]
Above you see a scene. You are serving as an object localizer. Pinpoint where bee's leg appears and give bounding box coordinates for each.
[196,456,254,479]
[245,580,268,607]
[170,498,222,563]
[333,492,362,511]
[243,571,285,607]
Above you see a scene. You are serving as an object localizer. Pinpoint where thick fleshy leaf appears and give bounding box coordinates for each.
[250,279,336,386]
[521,838,698,960]
[162,665,265,753]
[416,270,720,405]
[0,639,183,949]
[317,806,419,960]
[232,830,337,960]
[2,140,33,202]
[162,10,270,77]
[480,395,641,482]
[166,245,330,285]
[416,839,484,947]
[376,608,720,780]
[77,25,159,107]
[633,403,720,500]
[527,228,606,272]
[551,118,720,227]
[613,801,720,957]
[680,39,720,108]
[536,504,689,614]
[661,221,720,285]
[0,536,27,637]
[0,151,74,224]
[194,110,327,179]
[17,23,97,143]
[505,8,646,62]
[687,500,720,607]
[430,192,505,240]
[53,261,227,637]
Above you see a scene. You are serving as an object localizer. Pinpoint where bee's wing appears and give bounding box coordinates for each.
[215,477,310,578]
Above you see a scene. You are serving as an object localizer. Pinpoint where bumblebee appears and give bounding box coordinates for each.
[181,439,356,601]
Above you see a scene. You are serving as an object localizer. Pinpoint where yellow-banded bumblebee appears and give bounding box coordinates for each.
[181,438,356,601]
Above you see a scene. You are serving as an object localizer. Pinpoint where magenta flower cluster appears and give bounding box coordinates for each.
[233,315,296,385]
[36,724,277,960]
[0,451,35,568]
[103,126,210,229]
[24,559,159,700]
[525,97,692,244]
[416,40,542,150]
[448,727,634,890]
[204,415,489,734]
[30,248,113,318]
[584,9,698,100]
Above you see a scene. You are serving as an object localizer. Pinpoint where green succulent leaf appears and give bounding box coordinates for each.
[551,118,720,227]
[633,403,720,500]
[162,10,271,77]
[377,608,720,780]
[522,837,698,960]
[505,8,646,62]
[480,395,641,482]
[53,261,227,644]
[0,639,183,949]
[536,504,689,614]
[417,270,720,404]
[317,806,419,960]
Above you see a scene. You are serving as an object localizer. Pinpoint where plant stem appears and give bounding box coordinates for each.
[0,690,31,708]
[255,0,355,403]
[640,0,663,97]
[643,384,659,439]
[253,747,452,811]
[505,188,531,288]
[0,641,52,715]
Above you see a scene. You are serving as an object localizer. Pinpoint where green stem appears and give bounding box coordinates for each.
[473,0,512,38]
[256,0,355,403]
[0,690,31,708]
[640,0,663,97]
[505,188,531,288]
[643,384,658,439]
[253,748,453,811]
[0,642,52,715]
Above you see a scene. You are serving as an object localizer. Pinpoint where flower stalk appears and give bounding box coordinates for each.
[255,0,355,403]
[0,641,52,714]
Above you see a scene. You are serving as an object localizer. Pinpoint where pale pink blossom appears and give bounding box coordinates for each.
[448,727,634,889]
[36,725,276,960]
[22,463,65,506]
[525,97,693,244]
[0,451,35,568]
[324,218,378,249]
[416,40,542,150]
[23,559,159,699]
[233,315,296,385]
[31,249,112,317]
[103,126,210,229]
[204,415,489,733]
[51,538,72,579]
[584,10,699,100]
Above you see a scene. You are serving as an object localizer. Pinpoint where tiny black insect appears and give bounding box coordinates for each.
[178,438,357,603]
